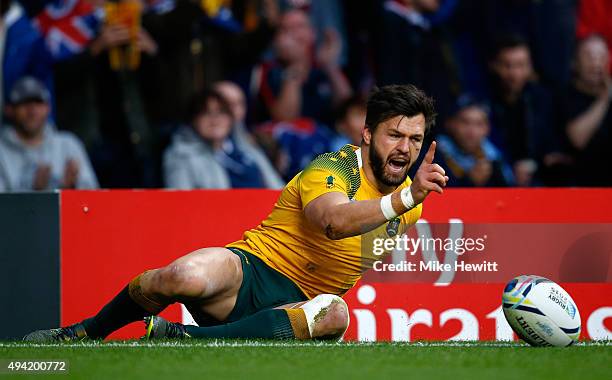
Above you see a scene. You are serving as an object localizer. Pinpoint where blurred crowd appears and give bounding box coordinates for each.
[0,0,611,191]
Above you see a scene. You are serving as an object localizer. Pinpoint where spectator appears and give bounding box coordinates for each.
[330,95,366,150]
[163,89,271,189]
[0,77,98,191]
[1,0,52,119]
[560,35,612,186]
[250,8,352,124]
[478,0,577,89]
[279,0,349,66]
[53,0,164,188]
[213,80,285,189]
[487,35,562,186]
[437,95,514,187]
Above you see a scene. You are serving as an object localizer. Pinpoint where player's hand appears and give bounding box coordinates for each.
[409,141,448,204]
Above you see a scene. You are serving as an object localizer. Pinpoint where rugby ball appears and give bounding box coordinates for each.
[502,275,581,347]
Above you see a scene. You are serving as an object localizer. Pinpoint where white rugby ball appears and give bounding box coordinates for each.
[502,275,581,347]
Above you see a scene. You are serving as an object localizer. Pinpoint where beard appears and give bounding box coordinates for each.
[368,137,411,187]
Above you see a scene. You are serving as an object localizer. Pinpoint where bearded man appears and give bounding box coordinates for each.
[25,84,447,342]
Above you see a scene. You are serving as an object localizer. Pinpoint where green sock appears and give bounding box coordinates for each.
[81,285,149,339]
[184,309,297,340]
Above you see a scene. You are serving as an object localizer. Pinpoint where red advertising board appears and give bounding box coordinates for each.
[342,283,611,341]
[60,189,612,341]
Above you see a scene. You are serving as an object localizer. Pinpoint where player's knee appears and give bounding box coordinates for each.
[323,296,350,336]
[152,261,204,298]
[304,294,350,339]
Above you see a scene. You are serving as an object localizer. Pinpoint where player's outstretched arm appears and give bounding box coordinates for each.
[304,142,448,240]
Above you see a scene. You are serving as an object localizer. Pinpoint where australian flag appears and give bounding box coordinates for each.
[33,0,102,61]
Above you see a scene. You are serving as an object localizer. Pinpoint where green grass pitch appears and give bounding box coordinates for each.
[1,340,610,380]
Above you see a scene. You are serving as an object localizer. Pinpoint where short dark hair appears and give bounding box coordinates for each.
[364,84,436,134]
[187,89,232,123]
[490,34,529,61]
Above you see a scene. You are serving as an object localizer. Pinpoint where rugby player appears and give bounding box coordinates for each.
[24,84,448,342]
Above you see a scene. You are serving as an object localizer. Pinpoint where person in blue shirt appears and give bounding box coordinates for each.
[436,95,514,187]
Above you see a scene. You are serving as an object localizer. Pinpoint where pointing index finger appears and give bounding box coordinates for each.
[424,141,437,164]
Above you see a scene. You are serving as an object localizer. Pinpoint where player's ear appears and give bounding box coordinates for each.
[362,125,372,145]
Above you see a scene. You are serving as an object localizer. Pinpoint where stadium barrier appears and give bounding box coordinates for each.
[0,193,60,340]
[1,189,611,341]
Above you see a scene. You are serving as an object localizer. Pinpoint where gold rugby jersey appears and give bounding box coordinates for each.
[227,144,422,298]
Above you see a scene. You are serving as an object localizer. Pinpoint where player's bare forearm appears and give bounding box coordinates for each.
[307,191,410,240]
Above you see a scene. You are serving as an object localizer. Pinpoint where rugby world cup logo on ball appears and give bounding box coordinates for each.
[502,275,581,347]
